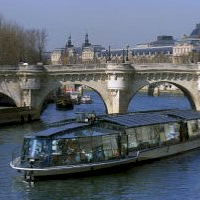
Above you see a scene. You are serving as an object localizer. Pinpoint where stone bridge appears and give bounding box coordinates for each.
[0,62,200,120]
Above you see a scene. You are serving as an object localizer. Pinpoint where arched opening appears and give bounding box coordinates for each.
[128,82,192,112]
[40,83,107,123]
[0,93,16,107]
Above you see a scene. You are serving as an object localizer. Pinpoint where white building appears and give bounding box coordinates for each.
[173,23,200,63]
[50,48,64,65]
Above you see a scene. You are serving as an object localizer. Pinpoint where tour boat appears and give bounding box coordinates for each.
[55,94,74,110]
[81,95,92,104]
[69,92,81,105]
[10,110,200,181]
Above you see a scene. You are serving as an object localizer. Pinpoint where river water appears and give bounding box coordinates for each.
[1,91,200,200]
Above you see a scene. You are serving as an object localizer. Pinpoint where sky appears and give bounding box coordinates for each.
[0,0,200,51]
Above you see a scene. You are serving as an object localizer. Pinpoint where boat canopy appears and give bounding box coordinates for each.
[56,127,119,139]
[24,110,200,140]
[100,110,200,128]
[25,123,89,139]
[165,110,200,120]
[100,112,178,127]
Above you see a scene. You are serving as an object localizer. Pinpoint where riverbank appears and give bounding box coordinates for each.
[0,107,39,125]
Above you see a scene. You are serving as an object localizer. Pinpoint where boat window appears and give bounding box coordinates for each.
[92,136,102,148]
[159,124,165,133]
[188,120,200,136]
[102,135,119,159]
[23,139,48,158]
[120,135,128,156]
[134,127,143,144]
[63,138,93,164]
[78,137,92,151]
[191,120,198,133]
[102,135,112,159]
[52,140,62,155]
[110,135,118,150]
[141,126,150,142]
[148,126,159,144]
[126,128,137,148]
[128,126,161,148]
[165,123,179,140]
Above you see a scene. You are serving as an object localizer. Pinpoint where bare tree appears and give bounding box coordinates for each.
[0,15,48,65]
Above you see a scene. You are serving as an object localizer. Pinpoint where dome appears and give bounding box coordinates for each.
[190,23,200,38]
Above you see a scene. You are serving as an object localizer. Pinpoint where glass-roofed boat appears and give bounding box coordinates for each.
[10,110,200,181]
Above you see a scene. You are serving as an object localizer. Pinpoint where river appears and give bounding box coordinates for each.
[1,91,200,200]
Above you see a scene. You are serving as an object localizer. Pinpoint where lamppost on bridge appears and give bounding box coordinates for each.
[106,46,111,63]
[105,50,108,63]
[108,45,111,62]
[126,45,129,62]
[122,49,125,63]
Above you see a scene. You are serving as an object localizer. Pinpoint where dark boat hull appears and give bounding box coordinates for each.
[56,104,74,110]
[56,100,74,110]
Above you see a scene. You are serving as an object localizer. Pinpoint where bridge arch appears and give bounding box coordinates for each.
[38,80,108,114]
[75,84,108,114]
[0,92,17,107]
[128,80,196,111]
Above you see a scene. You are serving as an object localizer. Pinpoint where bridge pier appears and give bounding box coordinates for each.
[106,90,129,114]
[105,63,134,114]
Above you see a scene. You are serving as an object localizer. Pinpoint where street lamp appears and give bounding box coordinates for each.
[105,50,108,63]
[108,45,111,62]
[126,45,129,61]
[122,49,125,63]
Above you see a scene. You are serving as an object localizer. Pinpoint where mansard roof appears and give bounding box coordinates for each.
[175,38,200,46]
[190,23,200,38]
[136,35,175,48]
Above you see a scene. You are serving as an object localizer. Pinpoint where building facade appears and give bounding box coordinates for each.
[50,48,64,65]
[50,34,104,65]
[81,34,105,63]
[99,35,175,64]
[132,35,175,64]
[50,24,200,65]
[173,23,200,64]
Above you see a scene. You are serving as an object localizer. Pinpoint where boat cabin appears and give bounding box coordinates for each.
[17,110,200,169]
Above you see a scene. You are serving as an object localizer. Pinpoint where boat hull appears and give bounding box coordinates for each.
[10,156,138,180]
[138,138,200,161]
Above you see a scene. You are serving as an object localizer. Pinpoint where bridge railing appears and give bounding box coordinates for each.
[134,63,200,71]
[44,64,107,71]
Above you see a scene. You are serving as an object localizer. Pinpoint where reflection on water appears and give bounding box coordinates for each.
[2,91,200,200]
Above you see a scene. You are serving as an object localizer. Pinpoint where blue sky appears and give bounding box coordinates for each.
[1,0,200,51]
